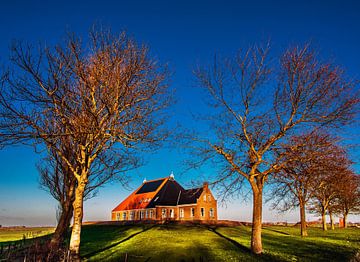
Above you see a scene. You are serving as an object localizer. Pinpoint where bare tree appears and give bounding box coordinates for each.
[307,144,352,231]
[0,28,169,259]
[330,171,360,228]
[270,131,338,236]
[38,135,137,253]
[191,44,359,254]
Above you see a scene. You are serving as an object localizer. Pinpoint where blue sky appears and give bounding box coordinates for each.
[0,0,359,226]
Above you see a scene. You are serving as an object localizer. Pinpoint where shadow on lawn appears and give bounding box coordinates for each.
[262,227,290,236]
[206,226,282,262]
[82,225,154,259]
[261,230,358,262]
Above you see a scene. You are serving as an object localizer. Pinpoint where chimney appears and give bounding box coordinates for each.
[203,182,209,190]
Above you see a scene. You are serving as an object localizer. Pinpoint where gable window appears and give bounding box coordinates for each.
[191,208,195,217]
[180,208,184,218]
[203,195,206,201]
[116,212,120,221]
[162,208,167,218]
[122,212,127,220]
[208,195,211,201]
[210,208,214,218]
[201,207,205,217]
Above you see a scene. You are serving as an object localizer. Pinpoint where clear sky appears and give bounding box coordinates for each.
[0,0,359,226]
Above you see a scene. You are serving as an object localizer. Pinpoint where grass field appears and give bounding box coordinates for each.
[0,224,358,261]
[78,224,360,262]
[0,227,55,243]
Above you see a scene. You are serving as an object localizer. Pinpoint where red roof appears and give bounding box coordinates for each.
[112,177,168,212]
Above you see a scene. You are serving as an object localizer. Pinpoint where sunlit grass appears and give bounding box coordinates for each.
[0,227,55,243]
[81,224,360,262]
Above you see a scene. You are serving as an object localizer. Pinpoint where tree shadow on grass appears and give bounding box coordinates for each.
[81,225,154,259]
[262,227,291,236]
[261,230,358,262]
[206,226,283,262]
[206,227,251,253]
[89,225,221,262]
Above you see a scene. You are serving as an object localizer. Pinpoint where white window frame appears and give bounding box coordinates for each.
[122,211,127,220]
[170,209,174,218]
[130,211,135,220]
[116,212,120,221]
[140,210,145,220]
[203,195,206,201]
[180,208,184,218]
[162,208,167,218]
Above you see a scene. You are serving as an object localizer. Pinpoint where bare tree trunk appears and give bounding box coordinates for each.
[321,208,327,231]
[49,201,73,250]
[329,211,335,230]
[250,180,263,254]
[343,213,348,228]
[69,180,86,260]
[299,202,308,237]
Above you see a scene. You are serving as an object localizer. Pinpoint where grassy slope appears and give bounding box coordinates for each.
[0,227,54,243]
[80,224,360,262]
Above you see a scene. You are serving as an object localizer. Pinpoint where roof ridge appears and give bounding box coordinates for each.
[143,177,169,183]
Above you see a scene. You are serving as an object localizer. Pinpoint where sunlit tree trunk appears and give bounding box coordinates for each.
[343,213,348,228]
[250,178,263,254]
[321,207,327,231]
[299,201,308,237]
[69,178,87,260]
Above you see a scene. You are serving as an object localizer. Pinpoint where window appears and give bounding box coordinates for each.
[210,208,214,218]
[116,212,120,221]
[122,212,127,220]
[130,211,135,220]
[145,210,148,218]
[170,209,174,218]
[208,195,211,201]
[203,195,206,201]
[180,208,184,218]
[201,208,205,217]
[191,208,195,217]
[162,208,167,218]
[140,210,145,220]
[150,210,154,218]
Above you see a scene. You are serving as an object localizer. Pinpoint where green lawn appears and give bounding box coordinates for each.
[79,224,360,262]
[0,227,55,243]
[1,224,358,261]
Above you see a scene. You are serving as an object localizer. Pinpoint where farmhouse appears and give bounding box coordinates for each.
[111,173,217,221]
